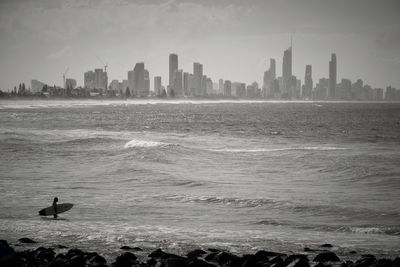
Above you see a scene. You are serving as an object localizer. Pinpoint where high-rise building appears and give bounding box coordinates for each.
[183,72,190,96]
[134,62,146,97]
[31,80,47,93]
[169,54,178,92]
[193,62,203,96]
[144,69,150,96]
[329,53,337,98]
[224,80,232,97]
[128,70,135,96]
[219,79,224,95]
[263,58,276,98]
[173,69,183,96]
[282,42,292,97]
[84,69,107,91]
[154,76,162,96]
[303,65,313,99]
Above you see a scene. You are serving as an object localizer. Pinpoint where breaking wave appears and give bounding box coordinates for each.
[124,139,171,149]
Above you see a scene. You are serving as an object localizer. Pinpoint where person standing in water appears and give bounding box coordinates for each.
[52,197,58,219]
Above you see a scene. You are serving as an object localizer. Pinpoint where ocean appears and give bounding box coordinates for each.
[0,100,399,259]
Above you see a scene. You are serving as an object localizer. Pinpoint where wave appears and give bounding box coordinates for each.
[209,146,348,153]
[255,220,400,236]
[159,195,283,208]
[124,139,171,149]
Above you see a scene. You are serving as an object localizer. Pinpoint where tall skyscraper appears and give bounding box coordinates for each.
[219,79,224,95]
[183,72,189,96]
[144,69,150,96]
[193,62,203,96]
[173,69,183,96]
[282,40,292,97]
[134,62,145,97]
[329,53,337,98]
[154,76,162,96]
[224,80,232,97]
[263,58,276,97]
[127,70,135,95]
[303,65,313,99]
[169,54,178,91]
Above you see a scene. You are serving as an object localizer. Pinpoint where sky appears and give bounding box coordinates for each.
[0,0,399,91]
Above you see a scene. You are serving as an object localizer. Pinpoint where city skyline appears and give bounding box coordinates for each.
[0,0,400,91]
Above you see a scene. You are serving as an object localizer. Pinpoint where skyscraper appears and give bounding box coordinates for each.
[329,53,337,98]
[263,58,276,97]
[144,69,150,96]
[127,70,135,96]
[282,41,292,97]
[193,62,203,96]
[134,62,145,97]
[173,69,183,96]
[154,76,162,96]
[169,54,178,92]
[183,72,189,96]
[303,65,313,99]
[224,80,232,97]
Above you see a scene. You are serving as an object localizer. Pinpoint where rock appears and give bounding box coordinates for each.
[120,246,143,251]
[320,244,333,248]
[313,263,332,267]
[393,257,400,266]
[49,256,68,267]
[349,251,357,254]
[34,246,56,261]
[165,257,188,267]
[113,252,137,267]
[66,248,84,258]
[18,237,37,243]
[89,254,107,266]
[187,249,207,259]
[188,259,217,267]
[68,254,86,267]
[313,252,340,263]
[146,258,157,267]
[285,258,310,267]
[268,255,285,267]
[0,240,15,258]
[149,248,167,259]
[212,251,240,266]
[341,261,354,267]
[207,249,220,253]
[376,259,392,267]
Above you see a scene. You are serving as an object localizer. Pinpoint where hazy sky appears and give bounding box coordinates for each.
[0,0,399,90]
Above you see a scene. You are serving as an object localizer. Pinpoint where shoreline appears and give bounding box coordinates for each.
[1,238,399,267]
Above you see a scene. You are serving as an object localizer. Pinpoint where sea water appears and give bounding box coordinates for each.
[0,100,399,259]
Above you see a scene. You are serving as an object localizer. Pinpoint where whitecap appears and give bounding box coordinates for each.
[123,139,167,149]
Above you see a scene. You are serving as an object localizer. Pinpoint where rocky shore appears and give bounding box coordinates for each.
[1,239,399,267]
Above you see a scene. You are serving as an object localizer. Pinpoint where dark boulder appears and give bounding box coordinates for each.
[18,237,37,244]
[146,258,157,267]
[353,254,376,267]
[149,248,167,259]
[212,251,240,266]
[187,249,207,259]
[120,246,143,251]
[0,240,15,258]
[68,254,86,267]
[66,248,84,258]
[376,259,392,267]
[89,254,107,266]
[320,244,333,248]
[188,258,217,267]
[207,249,220,253]
[268,255,285,267]
[34,246,56,261]
[285,258,310,267]
[313,252,340,263]
[165,257,189,267]
[49,256,69,267]
[113,252,137,267]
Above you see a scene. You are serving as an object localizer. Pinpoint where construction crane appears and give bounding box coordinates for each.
[63,67,69,89]
[96,56,108,72]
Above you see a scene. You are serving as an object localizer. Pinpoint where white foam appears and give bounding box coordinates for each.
[123,139,166,148]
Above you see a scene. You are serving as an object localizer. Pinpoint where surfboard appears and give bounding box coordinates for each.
[38,203,74,216]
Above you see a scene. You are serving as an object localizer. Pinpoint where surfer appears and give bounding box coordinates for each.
[52,197,58,219]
